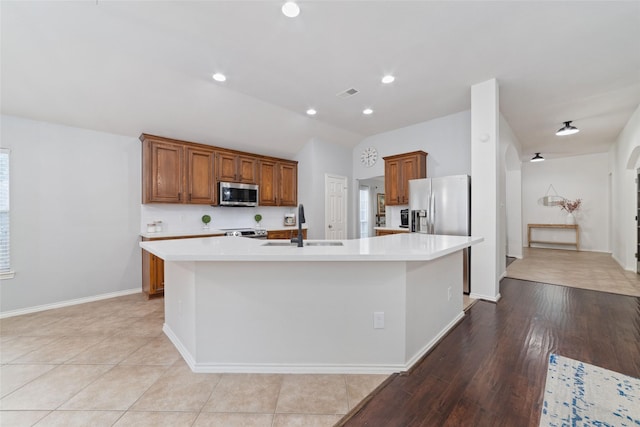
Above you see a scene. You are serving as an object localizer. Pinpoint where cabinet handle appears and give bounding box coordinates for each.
[178,193,182,201]
[189,193,192,201]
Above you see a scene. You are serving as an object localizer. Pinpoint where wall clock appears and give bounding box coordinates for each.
[360,147,378,167]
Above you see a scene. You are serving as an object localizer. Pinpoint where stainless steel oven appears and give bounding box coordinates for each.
[222,228,267,239]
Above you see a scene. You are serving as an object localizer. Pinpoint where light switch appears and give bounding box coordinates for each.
[373,312,385,329]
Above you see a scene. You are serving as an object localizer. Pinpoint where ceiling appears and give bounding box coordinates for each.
[2,1,639,160]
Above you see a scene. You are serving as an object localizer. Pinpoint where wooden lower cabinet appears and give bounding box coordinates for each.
[375,229,409,236]
[141,234,223,298]
[267,229,307,240]
[142,250,164,298]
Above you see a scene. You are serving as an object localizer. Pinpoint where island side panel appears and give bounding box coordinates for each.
[191,261,408,372]
[163,260,198,366]
[404,251,464,365]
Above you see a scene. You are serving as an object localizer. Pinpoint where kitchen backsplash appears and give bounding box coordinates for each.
[385,205,406,228]
[141,204,299,233]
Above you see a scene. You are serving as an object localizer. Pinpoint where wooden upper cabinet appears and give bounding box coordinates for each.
[278,161,298,206]
[258,159,297,207]
[258,159,277,206]
[216,151,257,184]
[143,138,184,203]
[216,151,237,182]
[238,155,258,183]
[383,151,427,205]
[141,134,296,206]
[142,134,215,205]
[186,147,216,204]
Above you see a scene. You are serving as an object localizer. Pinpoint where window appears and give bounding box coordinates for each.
[359,186,370,238]
[0,148,12,278]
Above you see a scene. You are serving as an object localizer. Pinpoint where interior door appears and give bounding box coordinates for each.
[637,169,639,273]
[325,174,348,240]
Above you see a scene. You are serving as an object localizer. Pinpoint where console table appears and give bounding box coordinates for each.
[527,224,579,251]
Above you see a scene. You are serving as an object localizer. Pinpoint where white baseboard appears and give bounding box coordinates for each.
[470,292,501,303]
[611,253,637,272]
[0,288,141,318]
[163,311,466,375]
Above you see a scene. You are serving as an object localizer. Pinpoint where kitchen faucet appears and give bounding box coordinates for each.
[290,204,306,247]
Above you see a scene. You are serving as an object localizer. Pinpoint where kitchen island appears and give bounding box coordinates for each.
[139,233,482,374]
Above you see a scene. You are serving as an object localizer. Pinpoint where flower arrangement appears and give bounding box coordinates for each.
[559,198,582,213]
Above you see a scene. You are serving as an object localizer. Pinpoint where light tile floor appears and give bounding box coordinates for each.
[0,294,388,427]
[506,247,640,297]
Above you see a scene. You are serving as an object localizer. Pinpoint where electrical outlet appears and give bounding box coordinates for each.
[447,287,452,301]
[373,312,385,329]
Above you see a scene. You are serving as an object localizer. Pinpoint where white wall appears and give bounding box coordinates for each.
[500,115,523,259]
[470,79,501,301]
[610,104,640,271]
[0,115,141,314]
[522,153,610,252]
[351,110,471,231]
[295,138,353,240]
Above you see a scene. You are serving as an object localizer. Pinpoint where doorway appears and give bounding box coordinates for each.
[637,168,639,273]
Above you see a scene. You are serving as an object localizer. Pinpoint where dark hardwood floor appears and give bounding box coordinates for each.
[339,278,640,427]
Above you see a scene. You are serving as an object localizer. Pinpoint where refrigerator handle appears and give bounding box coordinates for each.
[429,192,435,234]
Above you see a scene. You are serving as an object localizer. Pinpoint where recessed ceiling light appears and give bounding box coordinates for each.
[363,108,373,115]
[306,109,317,116]
[212,73,226,82]
[281,1,300,18]
[381,75,395,84]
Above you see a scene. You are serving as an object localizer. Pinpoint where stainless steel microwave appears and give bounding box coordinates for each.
[219,182,259,207]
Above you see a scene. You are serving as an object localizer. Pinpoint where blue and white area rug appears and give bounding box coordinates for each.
[540,354,640,426]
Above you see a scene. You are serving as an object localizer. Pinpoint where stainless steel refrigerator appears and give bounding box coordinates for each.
[409,175,471,293]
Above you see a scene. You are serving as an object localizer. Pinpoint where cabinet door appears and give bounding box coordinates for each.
[238,155,258,184]
[278,162,298,206]
[145,140,184,203]
[267,230,288,239]
[216,151,238,182]
[258,160,278,206]
[186,147,216,204]
[385,159,401,205]
[399,156,419,204]
[142,249,164,298]
[151,254,165,294]
[267,229,307,239]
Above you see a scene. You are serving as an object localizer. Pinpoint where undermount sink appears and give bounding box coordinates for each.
[261,241,344,247]
[305,241,343,246]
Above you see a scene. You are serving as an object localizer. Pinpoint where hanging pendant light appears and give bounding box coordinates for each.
[530,153,544,162]
[556,121,579,136]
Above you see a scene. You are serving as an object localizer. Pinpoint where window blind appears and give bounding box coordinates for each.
[0,149,10,273]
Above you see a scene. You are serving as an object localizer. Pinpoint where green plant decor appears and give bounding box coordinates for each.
[254,214,263,223]
[202,214,211,224]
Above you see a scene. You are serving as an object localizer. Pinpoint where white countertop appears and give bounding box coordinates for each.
[140,225,306,240]
[139,233,483,262]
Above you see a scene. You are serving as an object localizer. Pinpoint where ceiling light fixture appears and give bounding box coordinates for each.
[281,1,300,18]
[381,75,395,84]
[556,121,579,136]
[212,73,226,82]
[306,108,316,116]
[363,108,373,115]
[530,153,544,162]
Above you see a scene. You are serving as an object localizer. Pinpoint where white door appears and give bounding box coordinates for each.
[325,174,348,239]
